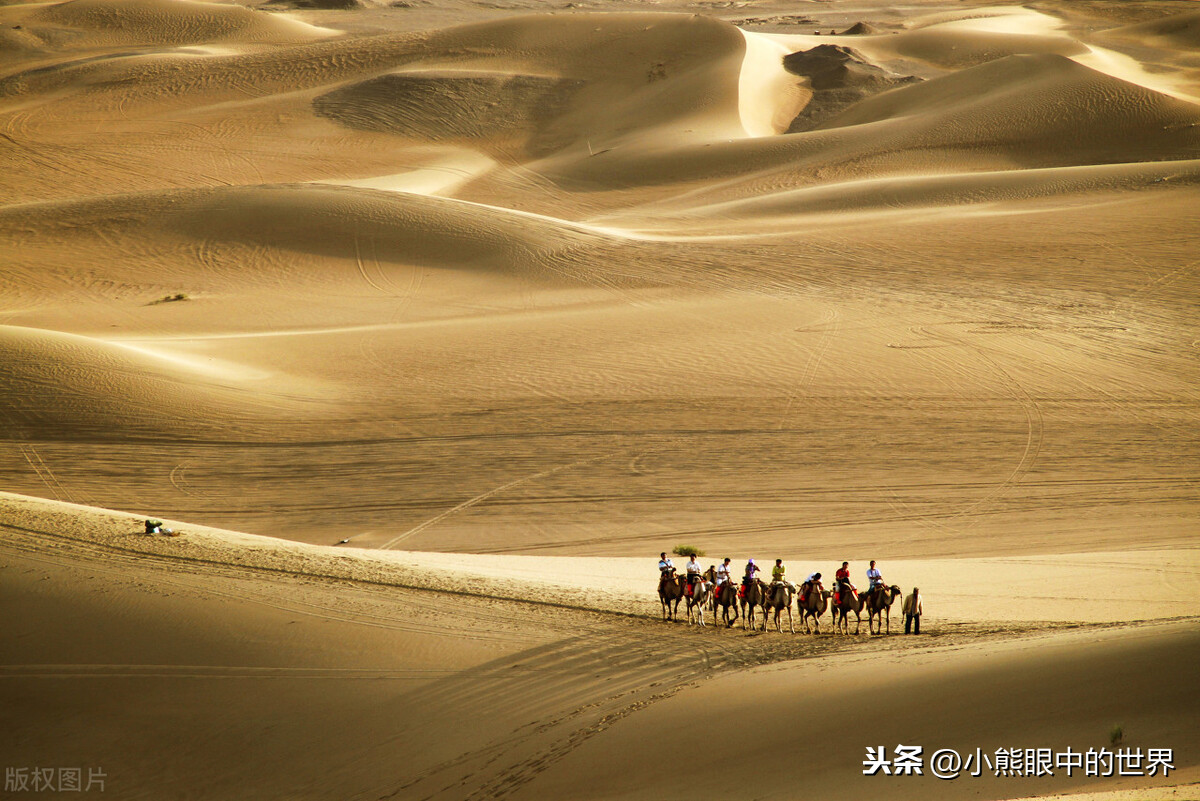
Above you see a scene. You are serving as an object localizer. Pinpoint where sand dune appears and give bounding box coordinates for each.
[2,491,1196,799]
[0,183,612,293]
[620,160,1200,229]
[0,324,331,440]
[522,622,1200,800]
[27,0,335,46]
[558,53,1200,193]
[2,0,1198,797]
[1108,11,1200,50]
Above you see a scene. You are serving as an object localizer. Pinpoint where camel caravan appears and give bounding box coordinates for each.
[658,554,916,635]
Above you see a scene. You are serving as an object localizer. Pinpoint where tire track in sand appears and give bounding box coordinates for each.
[376,452,620,551]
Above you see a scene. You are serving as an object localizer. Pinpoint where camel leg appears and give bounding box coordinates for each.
[787,607,794,635]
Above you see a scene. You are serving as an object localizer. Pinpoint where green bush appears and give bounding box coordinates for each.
[1109,725,1124,747]
[672,544,705,558]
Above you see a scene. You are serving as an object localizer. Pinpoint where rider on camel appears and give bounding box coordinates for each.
[715,557,732,590]
[685,555,703,596]
[835,561,855,604]
[658,552,676,579]
[739,558,760,599]
[866,560,884,598]
[772,559,796,592]
[801,571,822,603]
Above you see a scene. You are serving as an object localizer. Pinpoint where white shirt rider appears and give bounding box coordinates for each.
[716,561,731,586]
[686,557,702,577]
[867,565,883,587]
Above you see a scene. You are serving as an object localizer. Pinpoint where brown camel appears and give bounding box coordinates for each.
[659,572,684,621]
[740,578,768,631]
[863,584,903,634]
[762,581,796,634]
[831,585,865,635]
[705,567,740,627]
[797,584,830,634]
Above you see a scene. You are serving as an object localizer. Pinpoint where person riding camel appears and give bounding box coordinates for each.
[685,555,703,596]
[772,559,796,592]
[866,560,884,599]
[715,557,732,590]
[740,558,761,599]
[835,561,855,604]
[659,552,676,579]
[801,571,822,603]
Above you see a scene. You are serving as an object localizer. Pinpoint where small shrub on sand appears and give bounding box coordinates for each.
[1109,724,1124,747]
[672,544,705,558]
[149,293,189,305]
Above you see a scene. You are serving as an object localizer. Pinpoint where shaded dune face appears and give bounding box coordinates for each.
[781,43,921,132]
[311,13,749,156]
[314,71,587,158]
[1107,10,1200,49]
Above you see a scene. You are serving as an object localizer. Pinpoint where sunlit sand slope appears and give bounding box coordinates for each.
[1,0,1197,557]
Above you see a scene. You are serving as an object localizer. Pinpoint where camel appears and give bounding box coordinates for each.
[705,567,739,627]
[761,581,796,634]
[797,584,830,634]
[831,584,865,635]
[685,575,712,626]
[739,578,768,631]
[863,584,903,634]
[659,572,684,621]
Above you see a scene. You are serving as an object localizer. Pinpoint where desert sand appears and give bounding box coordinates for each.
[1,0,1198,797]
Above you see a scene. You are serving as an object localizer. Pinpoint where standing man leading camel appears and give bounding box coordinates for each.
[904,587,923,634]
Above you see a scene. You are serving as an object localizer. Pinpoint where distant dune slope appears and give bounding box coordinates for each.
[28,0,335,46]
[1108,10,1200,49]
[551,53,1200,191]
[0,325,315,441]
[0,0,1197,558]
